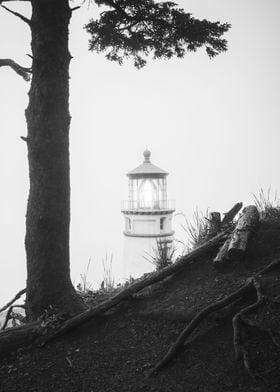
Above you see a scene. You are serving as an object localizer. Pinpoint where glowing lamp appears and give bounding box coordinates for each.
[125,149,168,210]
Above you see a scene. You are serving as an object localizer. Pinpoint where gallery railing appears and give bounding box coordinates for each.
[121,200,175,211]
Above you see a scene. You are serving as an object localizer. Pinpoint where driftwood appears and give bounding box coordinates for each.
[213,205,259,266]
[213,235,232,265]
[148,258,280,376]
[211,202,243,264]
[227,205,259,261]
[0,231,228,357]
[208,202,242,234]
[208,212,221,235]
[221,202,243,227]
[0,288,26,314]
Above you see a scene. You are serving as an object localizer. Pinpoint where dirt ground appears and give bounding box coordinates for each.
[1,219,280,392]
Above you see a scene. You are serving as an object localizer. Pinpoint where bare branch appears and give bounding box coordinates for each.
[0,59,31,81]
[0,288,26,314]
[0,0,30,5]
[1,4,31,25]
[71,6,81,12]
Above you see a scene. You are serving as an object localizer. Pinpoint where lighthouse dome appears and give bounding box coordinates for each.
[127,150,168,178]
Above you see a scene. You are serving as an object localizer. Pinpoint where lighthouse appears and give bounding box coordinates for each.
[122,150,175,279]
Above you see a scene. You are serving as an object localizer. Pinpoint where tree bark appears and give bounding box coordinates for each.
[25,0,85,320]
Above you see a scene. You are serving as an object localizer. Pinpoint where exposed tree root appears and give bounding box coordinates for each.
[232,279,263,380]
[232,278,280,378]
[147,258,280,377]
[0,321,43,358]
[147,281,254,377]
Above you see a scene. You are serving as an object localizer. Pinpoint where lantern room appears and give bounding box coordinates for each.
[121,149,174,211]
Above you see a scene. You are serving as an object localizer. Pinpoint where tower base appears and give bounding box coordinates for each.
[123,234,173,280]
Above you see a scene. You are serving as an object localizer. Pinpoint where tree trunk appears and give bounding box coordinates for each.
[25,0,85,320]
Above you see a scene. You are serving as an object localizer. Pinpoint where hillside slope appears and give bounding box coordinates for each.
[0,219,280,392]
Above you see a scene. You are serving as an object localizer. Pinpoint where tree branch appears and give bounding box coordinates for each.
[0,288,26,314]
[71,6,81,12]
[0,59,31,81]
[1,4,31,25]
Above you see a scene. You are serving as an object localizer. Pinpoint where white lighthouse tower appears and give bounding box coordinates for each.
[122,150,175,279]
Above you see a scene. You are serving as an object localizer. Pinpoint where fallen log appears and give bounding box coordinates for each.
[227,205,259,261]
[211,203,244,265]
[221,202,243,227]
[213,235,232,266]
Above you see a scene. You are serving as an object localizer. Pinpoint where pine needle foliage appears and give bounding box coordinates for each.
[86,0,231,68]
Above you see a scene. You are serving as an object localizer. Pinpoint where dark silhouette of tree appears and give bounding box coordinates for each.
[0,0,230,320]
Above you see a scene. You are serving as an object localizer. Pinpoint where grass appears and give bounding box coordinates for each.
[102,254,115,292]
[144,239,176,271]
[76,258,93,294]
[77,254,116,299]
[175,208,211,251]
[253,187,280,220]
